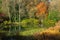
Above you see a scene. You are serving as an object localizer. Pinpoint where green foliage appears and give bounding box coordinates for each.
[42,10,60,28]
[0,0,2,3]
[21,18,39,28]
[0,0,60,36]
[0,21,11,29]
[0,0,2,13]
[20,10,60,28]
[43,19,56,27]
[20,28,46,36]
[48,10,60,21]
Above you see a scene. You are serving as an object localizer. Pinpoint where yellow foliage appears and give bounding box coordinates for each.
[4,21,8,24]
[33,21,60,40]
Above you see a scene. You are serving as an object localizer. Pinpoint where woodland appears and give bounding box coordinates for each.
[0,0,60,40]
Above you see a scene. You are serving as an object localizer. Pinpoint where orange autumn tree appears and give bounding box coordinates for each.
[35,1,49,27]
[35,2,48,18]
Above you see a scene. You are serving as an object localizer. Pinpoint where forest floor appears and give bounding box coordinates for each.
[33,21,60,40]
[20,20,60,36]
[1,21,60,40]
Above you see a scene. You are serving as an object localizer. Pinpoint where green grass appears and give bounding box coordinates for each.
[20,28,46,36]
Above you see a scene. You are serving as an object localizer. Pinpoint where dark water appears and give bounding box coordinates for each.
[1,36,35,40]
[1,35,60,40]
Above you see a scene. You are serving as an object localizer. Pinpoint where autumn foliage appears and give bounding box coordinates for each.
[33,21,60,40]
[35,2,48,18]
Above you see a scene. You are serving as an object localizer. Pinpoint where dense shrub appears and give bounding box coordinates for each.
[48,10,60,21]
[21,10,60,28]
[43,19,56,28]
[20,18,39,28]
[42,10,60,28]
